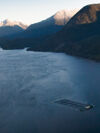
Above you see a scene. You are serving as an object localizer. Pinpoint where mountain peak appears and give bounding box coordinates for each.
[3,19,10,24]
[0,19,28,29]
[27,9,79,32]
[67,3,100,26]
[54,9,79,25]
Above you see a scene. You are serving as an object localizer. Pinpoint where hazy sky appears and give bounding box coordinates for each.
[0,0,100,25]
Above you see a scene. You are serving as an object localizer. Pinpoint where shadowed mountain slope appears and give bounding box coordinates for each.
[14,9,78,39]
[0,9,78,49]
[29,4,100,61]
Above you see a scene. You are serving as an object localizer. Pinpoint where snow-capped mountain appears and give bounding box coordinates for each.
[0,9,79,49]
[0,19,28,29]
[54,9,79,25]
[26,9,79,37]
[35,4,100,61]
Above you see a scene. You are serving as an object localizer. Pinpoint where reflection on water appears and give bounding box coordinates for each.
[0,50,100,133]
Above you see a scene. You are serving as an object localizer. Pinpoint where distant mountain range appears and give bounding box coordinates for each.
[29,4,100,61]
[0,5,100,61]
[0,19,28,29]
[0,25,24,37]
[0,9,78,49]
[11,9,78,39]
[0,19,28,37]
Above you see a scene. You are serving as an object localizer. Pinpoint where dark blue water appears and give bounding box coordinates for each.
[0,50,100,133]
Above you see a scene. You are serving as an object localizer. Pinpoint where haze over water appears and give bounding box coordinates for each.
[0,50,100,133]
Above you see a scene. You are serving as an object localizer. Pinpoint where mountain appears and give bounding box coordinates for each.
[0,19,28,37]
[23,9,78,38]
[0,19,28,29]
[54,9,79,25]
[0,9,78,49]
[0,25,24,37]
[29,4,100,61]
[27,9,78,29]
[66,4,100,26]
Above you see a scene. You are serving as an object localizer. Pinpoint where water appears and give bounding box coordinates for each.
[0,50,100,133]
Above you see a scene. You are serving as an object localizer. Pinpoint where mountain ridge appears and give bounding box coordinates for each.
[66,4,100,27]
[28,4,100,61]
[3,9,78,39]
[0,19,28,29]
[0,5,100,61]
[24,9,78,38]
[0,9,78,49]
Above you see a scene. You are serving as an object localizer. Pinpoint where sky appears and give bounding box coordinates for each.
[0,0,100,25]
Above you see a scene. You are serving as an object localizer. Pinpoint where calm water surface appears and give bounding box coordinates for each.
[0,50,100,133]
